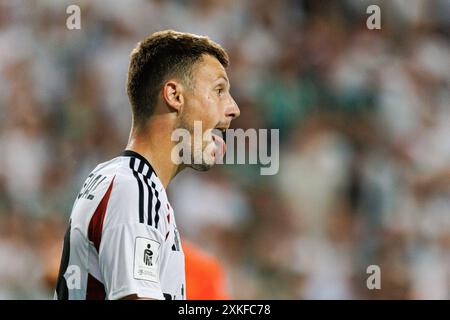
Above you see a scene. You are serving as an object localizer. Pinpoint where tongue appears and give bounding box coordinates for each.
[212,133,226,161]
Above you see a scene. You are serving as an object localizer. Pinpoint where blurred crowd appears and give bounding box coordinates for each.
[0,0,449,299]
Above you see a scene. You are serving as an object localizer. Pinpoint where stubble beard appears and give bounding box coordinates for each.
[178,114,214,172]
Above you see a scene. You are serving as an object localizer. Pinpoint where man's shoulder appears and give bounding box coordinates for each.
[102,159,169,232]
[78,153,170,232]
[89,155,142,190]
[73,156,136,212]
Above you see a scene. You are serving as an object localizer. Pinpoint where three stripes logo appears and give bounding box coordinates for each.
[129,157,161,229]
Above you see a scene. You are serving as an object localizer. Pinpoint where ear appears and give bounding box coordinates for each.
[162,80,184,114]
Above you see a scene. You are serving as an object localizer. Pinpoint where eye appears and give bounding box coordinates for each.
[215,85,226,97]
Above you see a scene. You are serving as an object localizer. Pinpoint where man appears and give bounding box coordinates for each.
[55,30,240,300]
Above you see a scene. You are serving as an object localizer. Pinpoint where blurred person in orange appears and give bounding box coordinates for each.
[183,240,229,300]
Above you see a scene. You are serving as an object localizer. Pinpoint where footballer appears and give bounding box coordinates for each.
[54,30,240,300]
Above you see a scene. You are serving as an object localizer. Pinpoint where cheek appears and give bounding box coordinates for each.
[183,96,215,130]
[198,93,219,126]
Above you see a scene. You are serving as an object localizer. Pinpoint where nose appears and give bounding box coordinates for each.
[226,96,240,120]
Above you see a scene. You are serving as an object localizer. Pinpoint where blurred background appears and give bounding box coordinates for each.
[0,0,449,299]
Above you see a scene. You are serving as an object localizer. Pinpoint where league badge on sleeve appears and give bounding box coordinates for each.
[134,237,160,283]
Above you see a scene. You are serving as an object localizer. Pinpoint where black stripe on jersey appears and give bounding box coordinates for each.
[143,176,154,227]
[130,157,145,224]
[151,181,161,229]
[55,221,71,300]
[134,157,159,229]
[121,150,156,179]
[123,150,162,228]
[137,158,145,173]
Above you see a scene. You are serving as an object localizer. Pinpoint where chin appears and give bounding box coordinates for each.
[188,145,217,171]
[190,163,213,172]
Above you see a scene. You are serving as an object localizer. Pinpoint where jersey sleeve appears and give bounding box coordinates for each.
[99,222,165,300]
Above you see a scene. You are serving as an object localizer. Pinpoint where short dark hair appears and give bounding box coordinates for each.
[126,30,229,129]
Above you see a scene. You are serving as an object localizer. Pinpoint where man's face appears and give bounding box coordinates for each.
[179,54,240,171]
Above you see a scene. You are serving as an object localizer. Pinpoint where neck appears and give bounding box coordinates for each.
[126,115,183,188]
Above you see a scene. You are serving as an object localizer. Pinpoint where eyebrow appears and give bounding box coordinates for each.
[215,75,230,88]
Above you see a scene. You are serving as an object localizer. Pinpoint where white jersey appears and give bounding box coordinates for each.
[55,150,185,300]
